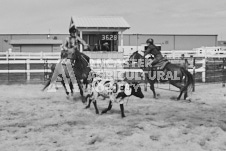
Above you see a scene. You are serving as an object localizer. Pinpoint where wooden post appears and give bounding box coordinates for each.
[6,51,9,61]
[222,58,226,87]
[41,51,43,60]
[144,83,147,91]
[80,30,83,52]
[192,58,195,92]
[120,31,124,52]
[26,59,30,81]
[172,50,175,59]
[202,58,206,83]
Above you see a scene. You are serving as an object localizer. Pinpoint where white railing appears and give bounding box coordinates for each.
[0,51,125,60]
[0,51,221,83]
[0,51,61,60]
[1,50,226,60]
[0,58,206,82]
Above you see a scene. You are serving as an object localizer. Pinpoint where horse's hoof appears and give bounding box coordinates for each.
[185,97,191,102]
[153,96,158,99]
[81,97,87,104]
[85,106,90,109]
[121,115,126,118]
[101,111,107,115]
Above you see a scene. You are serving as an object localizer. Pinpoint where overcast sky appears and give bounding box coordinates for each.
[0,0,226,40]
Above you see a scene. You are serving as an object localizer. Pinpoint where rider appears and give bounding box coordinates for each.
[62,26,89,62]
[144,38,167,67]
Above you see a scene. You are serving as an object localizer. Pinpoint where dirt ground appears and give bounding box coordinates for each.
[1,83,226,151]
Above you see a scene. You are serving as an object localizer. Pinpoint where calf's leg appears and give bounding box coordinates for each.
[85,97,92,109]
[93,100,99,114]
[101,101,112,114]
[120,102,126,118]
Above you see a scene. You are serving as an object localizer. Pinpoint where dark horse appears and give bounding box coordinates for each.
[42,49,91,102]
[128,51,194,100]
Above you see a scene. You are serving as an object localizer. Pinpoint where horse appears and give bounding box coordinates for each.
[42,49,91,102]
[128,51,194,100]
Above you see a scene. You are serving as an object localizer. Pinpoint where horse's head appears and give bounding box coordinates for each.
[72,50,91,80]
[128,51,143,65]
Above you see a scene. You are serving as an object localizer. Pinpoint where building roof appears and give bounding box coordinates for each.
[10,39,62,45]
[70,16,130,30]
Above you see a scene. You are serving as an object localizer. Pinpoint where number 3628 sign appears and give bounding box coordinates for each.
[101,35,118,40]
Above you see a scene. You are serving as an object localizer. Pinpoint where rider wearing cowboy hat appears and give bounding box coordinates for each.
[62,26,89,60]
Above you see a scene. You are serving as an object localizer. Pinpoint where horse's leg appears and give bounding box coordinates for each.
[101,101,113,114]
[73,76,86,102]
[93,100,99,114]
[148,80,157,98]
[61,79,69,95]
[85,97,92,109]
[69,79,74,96]
[184,91,188,100]
[170,81,186,100]
[83,78,88,89]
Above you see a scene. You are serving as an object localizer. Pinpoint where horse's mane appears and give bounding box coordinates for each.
[71,50,91,80]
[72,51,88,68]
[129,51,143,59]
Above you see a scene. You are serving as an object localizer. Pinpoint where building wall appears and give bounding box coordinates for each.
[123,34,217,51]
[0,34,218,52]
[174,35,217,50]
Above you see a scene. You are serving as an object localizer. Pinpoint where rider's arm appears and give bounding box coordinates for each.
[144,46,152,58]
[63,37,69,50]
[76,36,88,49]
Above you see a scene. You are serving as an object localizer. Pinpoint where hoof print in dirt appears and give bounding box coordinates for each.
[170,96,179,101]
[87,135,103,145]
[150,135,160,141]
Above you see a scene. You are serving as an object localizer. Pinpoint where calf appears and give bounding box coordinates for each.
[85,78,144,118]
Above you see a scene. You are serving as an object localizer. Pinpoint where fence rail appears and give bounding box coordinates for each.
[0,52,226,88]
[2,51,226,60]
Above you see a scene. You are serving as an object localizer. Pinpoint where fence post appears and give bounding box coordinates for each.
[192,58,195,92]
[6,51,9,61]
[26,59,30,81]
[223,58,226,87]
[172,50,175,59]
[202,58,206,83]
[41,51,43,60]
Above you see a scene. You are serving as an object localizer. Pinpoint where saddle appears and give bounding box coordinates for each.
[151,59,169,70]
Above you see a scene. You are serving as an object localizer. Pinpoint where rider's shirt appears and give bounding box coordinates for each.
[64,36,80,59]
[65,37,79,49]
[63,35,88,59]
[145,44,163,59]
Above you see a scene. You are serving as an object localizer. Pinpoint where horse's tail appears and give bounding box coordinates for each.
[181,67,194,96]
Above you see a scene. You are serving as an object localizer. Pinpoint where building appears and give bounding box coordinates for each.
[0,33,218,53]
[0,16,218,54]
[0,34,218,53]
[10,39,62,52]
